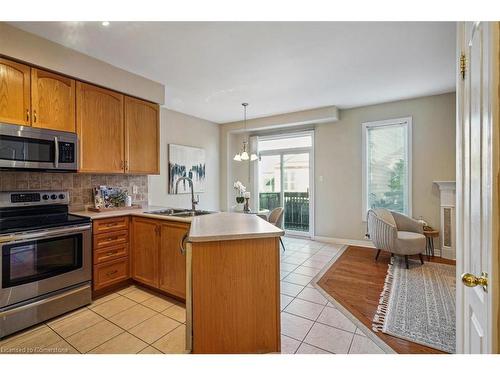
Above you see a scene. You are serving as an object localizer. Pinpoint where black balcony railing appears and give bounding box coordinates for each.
[259,192,309,232]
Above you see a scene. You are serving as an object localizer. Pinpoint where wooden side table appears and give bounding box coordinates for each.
[423,230,439,259]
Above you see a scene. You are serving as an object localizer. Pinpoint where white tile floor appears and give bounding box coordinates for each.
[0,285,186,354]
[0,236,386,354]
[279,236,386,354]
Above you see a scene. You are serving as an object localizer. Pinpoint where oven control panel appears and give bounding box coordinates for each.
[0,191,70,207]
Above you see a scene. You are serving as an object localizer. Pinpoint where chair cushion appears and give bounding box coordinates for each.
[372,208,396,227]
[395,231,426,255]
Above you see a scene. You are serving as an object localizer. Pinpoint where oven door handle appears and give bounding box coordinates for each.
[0,224,91,244]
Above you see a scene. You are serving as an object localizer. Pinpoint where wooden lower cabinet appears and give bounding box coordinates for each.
[92,216,130,292]
[94,257,129,290]
[130,217,159,288]
[159,221,189,299]
[191,237,281,353]
[92,215,187,299]
[130,217,188,299]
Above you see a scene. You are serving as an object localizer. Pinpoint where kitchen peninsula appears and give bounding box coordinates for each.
[72,208,284,354]
[186,212,284,354]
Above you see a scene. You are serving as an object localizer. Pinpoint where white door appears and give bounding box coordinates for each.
[456,22,499,354]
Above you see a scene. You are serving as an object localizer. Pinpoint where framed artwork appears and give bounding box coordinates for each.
[168,144,206,194]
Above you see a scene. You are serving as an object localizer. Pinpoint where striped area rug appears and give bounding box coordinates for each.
[372,257,456,353]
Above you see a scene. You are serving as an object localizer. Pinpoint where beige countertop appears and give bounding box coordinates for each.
[70,206,194,223]
[188,212,284,242]
[71,208,284,242]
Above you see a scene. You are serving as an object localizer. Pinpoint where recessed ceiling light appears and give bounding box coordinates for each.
[101,21,110,27]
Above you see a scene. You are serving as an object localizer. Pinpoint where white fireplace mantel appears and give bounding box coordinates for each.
[433,181,456,191]
[433,181,456,259]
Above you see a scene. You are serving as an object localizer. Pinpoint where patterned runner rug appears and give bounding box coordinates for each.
[372,257,456,353]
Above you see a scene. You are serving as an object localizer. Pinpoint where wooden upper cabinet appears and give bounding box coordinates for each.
[159,222,189,299]
[0,58,31,126]
[131,217,159,288]
[76,82,124,173]
[124,96,160,174]
[31,68,76,132]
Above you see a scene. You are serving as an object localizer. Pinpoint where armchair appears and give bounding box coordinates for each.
[366,208,425,269]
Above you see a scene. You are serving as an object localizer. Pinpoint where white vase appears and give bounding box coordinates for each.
[232,203,245,212]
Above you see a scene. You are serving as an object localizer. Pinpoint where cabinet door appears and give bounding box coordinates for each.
[124,96,159,174]
[159,222,189,299]
[31,68,76,132]
[76,82,124,173]
[0,58,31,126]
[130,217,159,287]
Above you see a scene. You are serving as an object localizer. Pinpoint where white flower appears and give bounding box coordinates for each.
[233,180,246,194]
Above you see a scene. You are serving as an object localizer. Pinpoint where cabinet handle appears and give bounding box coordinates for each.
[125,161,129,172]
[105,223,118,227]
[106,236,118,241]
[106,270,118,276]
[106,251,118,256]
[33,110,37,123]
[179,233,188,255]
[26,109,30,122]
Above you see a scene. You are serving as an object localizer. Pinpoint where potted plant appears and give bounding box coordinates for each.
[233,181,246,204]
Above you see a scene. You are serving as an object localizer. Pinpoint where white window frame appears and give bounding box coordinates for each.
[361,116,412,221]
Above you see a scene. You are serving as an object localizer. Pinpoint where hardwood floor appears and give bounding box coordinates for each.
[316,246,456,354]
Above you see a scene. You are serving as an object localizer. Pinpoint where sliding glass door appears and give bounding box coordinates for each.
[257,132,313,237]
[283,152,310,233]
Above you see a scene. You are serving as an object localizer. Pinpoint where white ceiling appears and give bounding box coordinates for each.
[11,22,456,124]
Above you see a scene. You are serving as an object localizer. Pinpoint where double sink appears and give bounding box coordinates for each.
[146,208,215,218]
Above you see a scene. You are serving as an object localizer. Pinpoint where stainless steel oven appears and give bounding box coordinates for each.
[0,224,91,309]
[0,123,78,171]
[0,191,91,338]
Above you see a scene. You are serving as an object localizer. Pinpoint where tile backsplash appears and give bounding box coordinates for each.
[0,171,148,210]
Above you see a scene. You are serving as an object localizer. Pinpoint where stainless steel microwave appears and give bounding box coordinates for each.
[0,123,78,171]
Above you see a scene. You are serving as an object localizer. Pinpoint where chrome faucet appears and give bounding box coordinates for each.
[175,177,199,211]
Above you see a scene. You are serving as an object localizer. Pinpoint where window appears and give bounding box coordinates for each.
[362,117,412,220]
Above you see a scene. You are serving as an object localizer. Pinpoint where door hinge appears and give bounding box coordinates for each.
[460,53,467,80]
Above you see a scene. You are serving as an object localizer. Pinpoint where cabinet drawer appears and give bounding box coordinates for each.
[93,216,129,234]
[93,257,129,290]
[94,243,128,265]
[93,230,128,249]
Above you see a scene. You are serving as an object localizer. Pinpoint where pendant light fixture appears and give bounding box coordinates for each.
[234,103,258,162]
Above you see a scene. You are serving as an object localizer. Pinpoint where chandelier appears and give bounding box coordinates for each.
[233,103,258,162]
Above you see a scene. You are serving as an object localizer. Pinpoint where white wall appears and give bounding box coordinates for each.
[222,93,456,244]
[314,93,456,243]
[149,108,220,211]
[0,23,164,104]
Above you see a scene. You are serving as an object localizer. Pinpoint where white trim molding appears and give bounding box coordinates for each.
[311,235,375,248]
[361,116,413,221]
[311,235,445,258]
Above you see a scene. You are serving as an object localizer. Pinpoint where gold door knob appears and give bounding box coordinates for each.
[461,272,488,289]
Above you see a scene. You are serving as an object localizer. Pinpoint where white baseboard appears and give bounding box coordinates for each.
[311,235,456,260]
[311,235,375,248]
[439,247,456,260]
